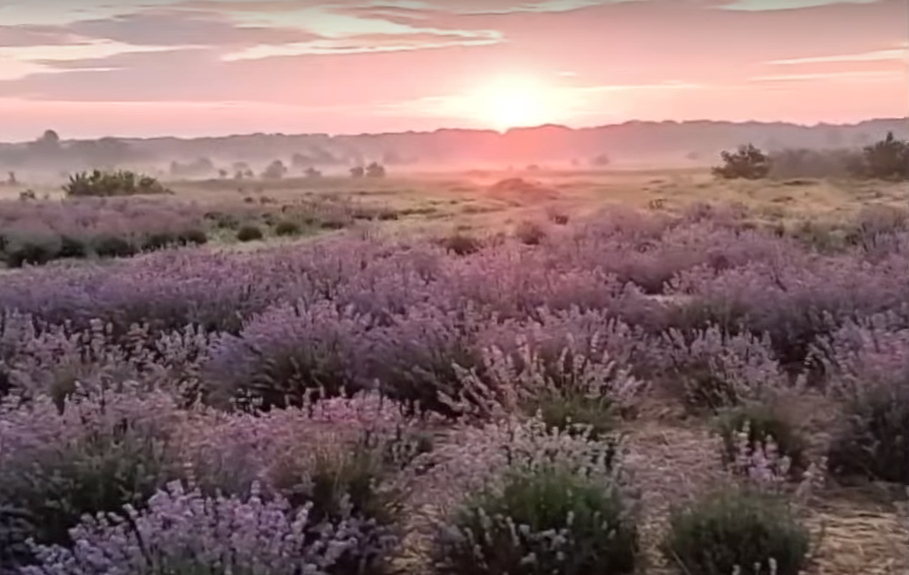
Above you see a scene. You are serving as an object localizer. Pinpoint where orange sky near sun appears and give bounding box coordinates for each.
[0,0,906,140]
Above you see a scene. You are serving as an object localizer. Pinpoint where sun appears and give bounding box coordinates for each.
[466,75,561,131]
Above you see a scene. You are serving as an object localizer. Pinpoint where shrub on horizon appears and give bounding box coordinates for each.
[62,170,169,197]
[712,144,771,180]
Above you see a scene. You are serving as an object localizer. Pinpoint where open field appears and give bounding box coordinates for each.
[1,168,907,575]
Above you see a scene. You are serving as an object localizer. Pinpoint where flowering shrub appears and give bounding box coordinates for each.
[21,480,397,575]
[205,300,373,410]
[433,466,638,575]
[714,403,809,480]
[475,335,645,438]
[0,388,186,568]
[370,303,497,418]
[826,378,909,484]
[654,326,788,412]
[816,318,909,483]
[0,196,207,267]
[661,487,811,575]
[178,394,418,575]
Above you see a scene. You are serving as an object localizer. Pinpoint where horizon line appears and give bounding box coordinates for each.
[2,116,907,145]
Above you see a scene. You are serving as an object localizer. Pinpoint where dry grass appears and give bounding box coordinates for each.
[161,168,909,235]
[621,417,908,575]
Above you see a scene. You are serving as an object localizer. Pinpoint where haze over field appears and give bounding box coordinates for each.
[0,0,907,141]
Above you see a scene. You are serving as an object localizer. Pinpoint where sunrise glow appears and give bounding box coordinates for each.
[465,75,565,131]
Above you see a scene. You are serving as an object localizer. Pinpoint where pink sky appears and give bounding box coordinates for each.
[0,0,906,140]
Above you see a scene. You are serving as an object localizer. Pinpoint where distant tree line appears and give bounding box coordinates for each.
[713,132,909,181]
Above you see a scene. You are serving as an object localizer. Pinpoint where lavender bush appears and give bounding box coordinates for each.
[424,413,636,575]
[814,317,909,483]
[0,202,907,573]
[661,486,810,575]
[0,388,187,568]
[433,466,638,575]
[653,326,789,412]
[714,404,810,480]
[205,299,374,410]
[21,480,396,575]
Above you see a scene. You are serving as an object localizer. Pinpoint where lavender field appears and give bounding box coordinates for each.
[1,171,908,575]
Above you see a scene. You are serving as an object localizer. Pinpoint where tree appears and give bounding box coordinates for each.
[261,159,287,179]
[39,129,60,147]
[365,162,386,178]
[350,166,365,178]
[712,144,771,180]
[304,167,322,178]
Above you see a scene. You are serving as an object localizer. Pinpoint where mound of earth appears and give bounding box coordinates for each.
[486,177,559,203]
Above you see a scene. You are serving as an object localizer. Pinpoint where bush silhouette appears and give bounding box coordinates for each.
[365,162,386,178]
[713,144,771,180]
[63,170,168,197]
[236,224,263,242]
[860,131,909,181]
[261,160,287,180]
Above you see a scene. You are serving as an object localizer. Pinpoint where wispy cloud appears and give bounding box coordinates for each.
[768,48,908,65]
[750,69,904,82]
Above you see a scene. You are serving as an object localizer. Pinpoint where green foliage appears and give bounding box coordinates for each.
[236,224,264,242]
[827,379,909,484]
[3,235,61,268]
[177,228,208,246]
[714,404,809,478]
[680,365,740,413]
[434,467,638,575]
[92,234,137,258]
[526,391,620,443]
[58,235,89,259]
[63,169,169,197]
[141,230,177,251]
[712,144,771,180]
[274,220,302,236]
[662,487,810,575]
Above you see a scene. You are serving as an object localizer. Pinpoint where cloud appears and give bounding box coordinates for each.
[0,0,905,134]
[60,9,321,48]
[768,49,909,65]
[750,70,905,82]
[223,30,501,59]
[0,25,88,47]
